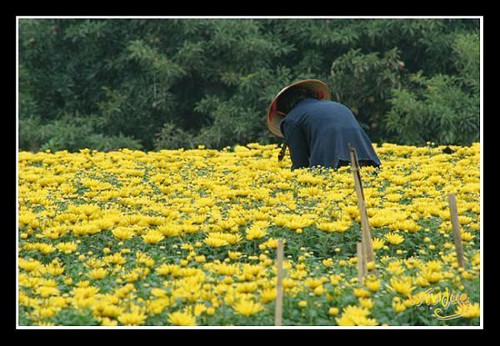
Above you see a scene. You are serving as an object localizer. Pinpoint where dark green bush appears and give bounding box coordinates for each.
[18,18,480,151]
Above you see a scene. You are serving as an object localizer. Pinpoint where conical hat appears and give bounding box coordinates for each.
[267,79,331,138]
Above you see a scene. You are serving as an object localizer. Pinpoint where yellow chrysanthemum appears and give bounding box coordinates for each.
[17,143,480,326]
[233,300,264,316]
[142,230,165,244]
[385,232,405,245]
[336,305,378,326]
[88,268,108,280]
[390,276,414,297]
[364,277,381,292]
[456,303,480,318]
[55,242,78,254]
[112,227,135,240]
[167,311,197,326]
[372,237,385,250]
[260,288,277,304]
[328,307,339,316]
[118,312,147,326]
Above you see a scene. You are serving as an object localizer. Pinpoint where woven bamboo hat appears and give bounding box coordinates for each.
[266,79,331,138]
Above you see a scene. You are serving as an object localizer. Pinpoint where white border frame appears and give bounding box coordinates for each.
[16,15,484,330]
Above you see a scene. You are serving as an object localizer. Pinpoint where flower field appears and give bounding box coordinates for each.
[18,143,481,326]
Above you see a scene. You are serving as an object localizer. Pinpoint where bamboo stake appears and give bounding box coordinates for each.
[275,239,284,326]
[448,194,465,268]
[356,242,367,282]
[349,146,375,262]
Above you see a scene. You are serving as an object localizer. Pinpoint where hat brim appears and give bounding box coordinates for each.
[267,79,331,138]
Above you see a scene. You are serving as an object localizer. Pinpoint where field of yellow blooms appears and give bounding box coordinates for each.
[18,143,481,326]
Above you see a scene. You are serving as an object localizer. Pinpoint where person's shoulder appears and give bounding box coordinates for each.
[322,100,344,107]
[323,100,352,112]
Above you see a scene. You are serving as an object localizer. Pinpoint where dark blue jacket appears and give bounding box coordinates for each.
[279,98,381,170]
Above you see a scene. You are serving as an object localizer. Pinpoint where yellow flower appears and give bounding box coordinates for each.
[195,255,206,263]
[101,318,118,326]
[35,286,60,298]
[461,231,475,242]
[420,270,443,284]
[28,242,56,254]
[336,305,378,326]
[457,303,480,318]
[387,260,404,275]
[461,270,476,279]
[313,285,325,296]
[260,288,277,304]
[353,288,371,298]
[261,238,280,249]
[19,258,42,272]
[393,300,407,313]
[56,242,78,254]
[415,276,430,287]
[157,224,182,237]
[142,230,165,244]
[282,278,297,290]
[372,237,385,250]
[305,277,324,289]
[245,224,267,240]
[233,300,264,316]
[236,282,258,294]
[103,253,126,265]
[328,307,339,316]
[359,298,374,309]
[117,312,146,326]
[322,258,334,267]
[228,251,242,260]
[425,260,442,271]
[167,311,197,326]
[150,288,167,298]
[471,252,480,266]
[385,232,405,245]
[193,303,207,317]
[204,237,228,248]
[88,268,108,280]
[112,227,135,240]
[390,219,421,233]
[365,277,381,292]
[298,300,308,308]
[366,261,375,271]
[93,302,123,318]
[330,275,342,286]
[36,307,58,318]
[76,280,91,288]
[390,276,414,297]
[17,144,481,326]
[317,222,336,233]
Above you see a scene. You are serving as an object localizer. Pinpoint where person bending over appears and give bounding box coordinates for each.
[267,79,381,170]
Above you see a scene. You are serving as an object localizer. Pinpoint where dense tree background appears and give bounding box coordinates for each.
[18,18,480,152]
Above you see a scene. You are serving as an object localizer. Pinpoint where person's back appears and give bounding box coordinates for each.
[280,98,381,170]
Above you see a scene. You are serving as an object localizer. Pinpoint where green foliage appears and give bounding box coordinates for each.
[18,18,480,151]
[51,309,99,326]
[19,113,143,152]
[154,121,195,149]
[385,32,480,145]
[330,48,404,136]
[386,74,479,145]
